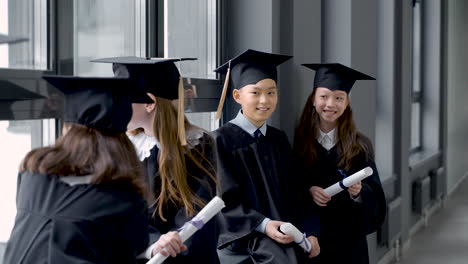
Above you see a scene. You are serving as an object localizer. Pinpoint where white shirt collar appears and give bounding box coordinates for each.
[127,132,159,161]
[229,110,267,137]
[127,128,206,161]
[317,128,337,151]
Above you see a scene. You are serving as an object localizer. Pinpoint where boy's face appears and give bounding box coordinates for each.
[233,78,278,127]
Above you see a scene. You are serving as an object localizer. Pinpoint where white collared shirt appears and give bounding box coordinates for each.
[127,132,159,161]
[128,129,206,162]
[229,110,267,137]
[317,128,337,151]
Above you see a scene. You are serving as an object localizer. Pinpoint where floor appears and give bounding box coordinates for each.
[396,178,468,264]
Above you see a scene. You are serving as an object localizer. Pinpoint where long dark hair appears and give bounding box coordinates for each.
[294,90,373,170]
[151,97,217,221]
[20,123,148,197]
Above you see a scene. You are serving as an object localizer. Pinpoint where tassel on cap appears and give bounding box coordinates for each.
[177,77,187,146]
[216,61,231,120]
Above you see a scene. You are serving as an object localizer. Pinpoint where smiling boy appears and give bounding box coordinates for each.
[214,49,320,264]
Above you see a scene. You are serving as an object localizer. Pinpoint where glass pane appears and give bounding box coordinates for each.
[411,102,421,150]
[166,1,219,129]
[0,0,48,69]
[73,0,146,76]
[0,119,55,244]
[165,0,217,79]
[186,112,219,131]
[0,79,65,121]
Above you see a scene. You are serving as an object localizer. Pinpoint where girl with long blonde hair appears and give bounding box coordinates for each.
[93,56,219,263]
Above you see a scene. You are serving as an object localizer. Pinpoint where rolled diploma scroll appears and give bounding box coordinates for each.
[146,196,225,264]
[323,166,373,196]
[279,223,312,252]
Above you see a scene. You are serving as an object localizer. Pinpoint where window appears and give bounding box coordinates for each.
[0,119,56,245]
[163,0,220,130]
[0,1,55,247]
[411,0,422,152]
[165,0,217,79]
[0,0,48,69]
[71,0,221,130]
[73,0,147,76]
[182,77,221,130]
[186,112,219,131]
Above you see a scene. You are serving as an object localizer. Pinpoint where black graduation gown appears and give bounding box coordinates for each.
[3,171,149,264]
[142,132,220,264]
[301,137,387,264]
[215,123,319,264]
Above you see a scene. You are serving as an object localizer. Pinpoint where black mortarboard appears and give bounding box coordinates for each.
[0,33,28,45]
[213,49,292,119]
[42,76,148,133]
[302,63,375,93]
[91,56,197,145]
[91,56,196,100]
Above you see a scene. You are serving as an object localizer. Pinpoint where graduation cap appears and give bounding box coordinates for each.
[91,56,197,145]
[91,56,196,100]
[0,33,28,45]
[213,49,292,119]
[302,63,375,94]
[42,75,151,133]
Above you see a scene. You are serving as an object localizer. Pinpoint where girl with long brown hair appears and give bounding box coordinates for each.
[4,76,152,264]
[294,64,387,264]
[93,56,219,264]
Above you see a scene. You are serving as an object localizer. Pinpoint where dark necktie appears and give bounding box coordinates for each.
[254,129,263,139]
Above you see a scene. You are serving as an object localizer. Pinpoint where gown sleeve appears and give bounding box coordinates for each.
[291,165,321,238]
[214,131,267,248]
[355,136,387,235]
[281,136,321,238]
[359,159,387,235]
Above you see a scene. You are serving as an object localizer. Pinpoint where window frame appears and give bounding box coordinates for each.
[410,0,423,153]
[152,0,224,125]
[0,0,60,131]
